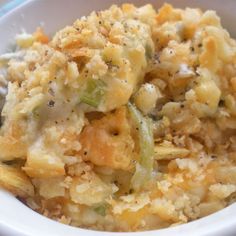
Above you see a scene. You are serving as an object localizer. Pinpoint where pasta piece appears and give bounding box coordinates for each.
[154,145,190,160]
[37,177,65,199]
[23,142,65,178]
[0,164,34,197]
[0,135,27,161]
[70,173,116,206]
[215,167,236,184]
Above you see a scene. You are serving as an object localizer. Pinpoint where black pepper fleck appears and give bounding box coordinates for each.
[129,189,134,194]
[48,100,55,107]
[219,99,224,107]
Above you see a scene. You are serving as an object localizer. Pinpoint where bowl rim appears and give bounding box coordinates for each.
[0,190,235,236]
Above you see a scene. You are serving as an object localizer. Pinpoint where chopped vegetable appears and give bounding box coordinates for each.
[130,163,148,190]
[145,43,154,60]
[127,103,154,190]
[80,79,106,108]
[93,204,107,216]
[32,106,40,119]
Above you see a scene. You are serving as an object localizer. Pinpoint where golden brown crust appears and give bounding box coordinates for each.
[79,107,135,170]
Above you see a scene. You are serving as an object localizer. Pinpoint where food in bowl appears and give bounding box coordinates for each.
[0,2,235,232]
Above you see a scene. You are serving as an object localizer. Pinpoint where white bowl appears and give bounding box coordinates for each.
[0,1,236,235]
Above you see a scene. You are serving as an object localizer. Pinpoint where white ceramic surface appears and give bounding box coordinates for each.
[0,0,236,235]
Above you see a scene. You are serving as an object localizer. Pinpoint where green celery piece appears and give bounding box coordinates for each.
[80,79,106,108]
[80,94,100,107]
[32,106,40,119]
[130,163,148,191]
[127,102,154,190]
[145,43,153,60]
[93,204,107,216]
